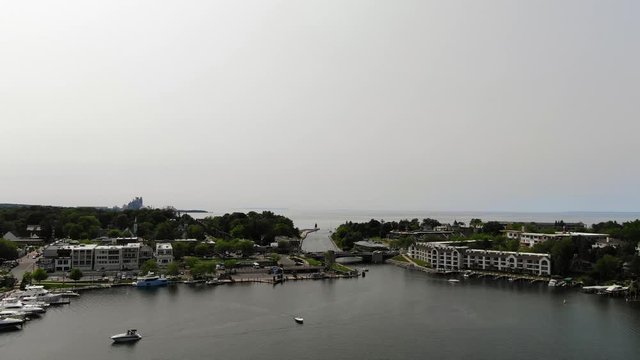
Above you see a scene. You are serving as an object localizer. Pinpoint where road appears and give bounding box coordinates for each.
[10,250,40,279]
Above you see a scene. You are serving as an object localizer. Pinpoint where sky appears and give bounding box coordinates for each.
[1,0,639,212]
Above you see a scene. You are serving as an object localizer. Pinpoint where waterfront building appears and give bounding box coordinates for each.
[67,244,97,271]
[407,241,551,275]
[155,243,174,266]
[353,241,389,252]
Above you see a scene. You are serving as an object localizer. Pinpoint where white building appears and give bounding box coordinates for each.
[155,243,174,266]
[408,241,551,276]
[503,230,610,247]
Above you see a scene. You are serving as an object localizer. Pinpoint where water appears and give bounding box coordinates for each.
[2,267,640,360]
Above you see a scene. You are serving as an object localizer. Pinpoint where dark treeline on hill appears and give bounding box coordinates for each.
[332,218,445,250]
[0,206,298,246]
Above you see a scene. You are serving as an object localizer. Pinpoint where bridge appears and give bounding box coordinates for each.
[306,250,398,264]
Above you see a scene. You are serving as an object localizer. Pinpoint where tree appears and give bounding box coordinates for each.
[20,272,32,290]
[32,268,48,283]
[551,238,575,275]
[195,243,211,257]
[593,254,621,281]
[140,259,159,275]
[166,262,180,276]
[470,218,483,228]
[69,268,83,281]
[482,221,505,235]
[0,238,19,260]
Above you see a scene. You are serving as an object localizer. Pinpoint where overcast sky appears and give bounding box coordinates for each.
[1,1,638,212]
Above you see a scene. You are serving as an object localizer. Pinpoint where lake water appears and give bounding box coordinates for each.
[1,266,640,360]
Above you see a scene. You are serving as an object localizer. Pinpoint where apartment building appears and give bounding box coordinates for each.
[408,241,551,275]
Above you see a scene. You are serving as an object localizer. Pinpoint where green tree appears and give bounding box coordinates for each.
[194,243,211,257]
[20,272,33,290]
[551,238,575,275]
[140,259,159,275]
[69,268,83,281]
[186,225,206,240]
[0,238,19,259]
[482,221,505,235]
[166,262,180,276]
[32,268,48,283]
[593,254,621,281]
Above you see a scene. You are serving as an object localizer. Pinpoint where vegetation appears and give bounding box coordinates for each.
[410,257,430,267]
[330,263,354,274]
[390,255,409,263]
[332,218,441,250]
[140,259,159,275]
[69,268,83,281]
[0,238,19,260]
[20,272,32,289]
[32,268,48,282]
[0,206,298,245]
[166,262,180,276]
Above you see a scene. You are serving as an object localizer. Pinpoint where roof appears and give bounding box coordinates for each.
[156,243,173,250]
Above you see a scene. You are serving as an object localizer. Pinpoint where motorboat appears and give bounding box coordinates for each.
[206,278,221,286]
[0,310,27,320]
[548,279,558,287]
[18,285,64,304]
[448,279,460,283]
[0,316,24,330]
[110,329,142,342]
[55,291,80,298]
[294,317,304,324]
[134,274,168,287]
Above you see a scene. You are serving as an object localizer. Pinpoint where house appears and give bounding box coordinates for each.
[155,243,174,266]
[3,231,44,246]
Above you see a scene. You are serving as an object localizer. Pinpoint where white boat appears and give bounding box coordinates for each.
[55,291,80,298]
[206,279,221,286]
[0,310,27,320]
[110,329,142,342]
[448,279,460,283]
[0,316,24,330]
[18,285,64,304]
[294,317,304,324]
[548,279,558,287]
[134,274,168,287]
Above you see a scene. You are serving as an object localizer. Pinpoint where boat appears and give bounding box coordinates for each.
[294,317,304,324]
[54,291,80,298]
[110,329,142,342]
[548,279,558,287]
[448,279,460,283]
[17,285,64,304]
[205,278,221,286]
[134,274,168,287]
[0,316,24,330]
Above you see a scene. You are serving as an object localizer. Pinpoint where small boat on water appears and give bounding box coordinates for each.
[134,273,168,287]
[448,279,460,283]
[110,329,142,343]
[206,279,221,286]
[294,317,304,324]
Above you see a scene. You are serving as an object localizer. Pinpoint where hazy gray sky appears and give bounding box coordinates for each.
[1,1,639,212]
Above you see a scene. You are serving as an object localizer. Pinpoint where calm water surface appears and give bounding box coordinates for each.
[2,265,640,360]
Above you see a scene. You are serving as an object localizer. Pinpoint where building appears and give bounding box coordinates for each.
[407,241,551,276]
[68,244,97,271]
[503,230,610,247]
[155,243,174,266]
[3,231,44,246]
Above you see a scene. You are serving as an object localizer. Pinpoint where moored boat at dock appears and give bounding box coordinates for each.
[134,274,168,287]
